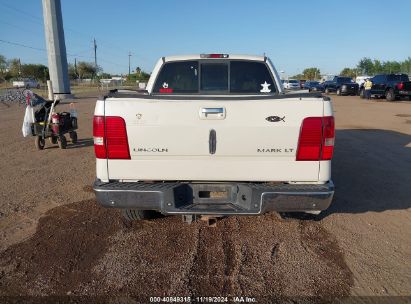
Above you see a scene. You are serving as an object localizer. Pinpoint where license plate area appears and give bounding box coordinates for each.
[198,190,228,199]
[167,183,257,214]
[194,185,232,202]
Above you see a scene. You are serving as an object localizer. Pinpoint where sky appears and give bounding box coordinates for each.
[0,0,410,77]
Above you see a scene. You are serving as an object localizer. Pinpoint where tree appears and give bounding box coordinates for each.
[0,54,7,75]
[8,58,21,78]
[340,68,357,78]
[68,63,78,80]
[20,64,49,81]
[302,67,321,80]
[99,72,111,79]
[357,57,373,75]
[400,57,411,74]
[290,73,303,79]
[77,61,101,79]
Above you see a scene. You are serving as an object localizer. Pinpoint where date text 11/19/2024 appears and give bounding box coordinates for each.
[149,296,257,303]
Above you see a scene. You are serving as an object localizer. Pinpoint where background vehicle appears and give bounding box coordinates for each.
[304,81,322,92]
[282,79,300,90]
[299,79,306,89]
[323,76,359,95]
[355,75,370,88]
[359,74,411,101]
[93,54,335,222]
[13,78,40,89]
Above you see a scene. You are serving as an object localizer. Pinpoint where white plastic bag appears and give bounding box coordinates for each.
[22,105,35,137]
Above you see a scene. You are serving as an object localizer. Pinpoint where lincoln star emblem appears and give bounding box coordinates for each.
[266,116,285,122]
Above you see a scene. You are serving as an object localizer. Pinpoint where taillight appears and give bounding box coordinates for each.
[93,116,106,159]
[397,82,404,90]
[93,116,130,160]
[200,54,229,59]
[321,116,335,160]
[296,116,335,161]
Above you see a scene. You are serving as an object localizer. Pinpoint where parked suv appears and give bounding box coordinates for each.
[304,81,322,92]
[323,76,359,96]
[359,74,411,101]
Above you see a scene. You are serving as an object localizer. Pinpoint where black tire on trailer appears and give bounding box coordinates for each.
[386,88,396,101]
[69,131,78,144]
[122,209,159,221]
[35,136,45,150]
[58,135,67,149]
[49,135,58,144]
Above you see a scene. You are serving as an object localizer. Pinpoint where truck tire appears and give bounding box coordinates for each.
[386,89,396,101]
[58,135,67,149]
[325,87,330,94]
[35,136,45,150]
[336,88,341,96]
[122,209,159,221]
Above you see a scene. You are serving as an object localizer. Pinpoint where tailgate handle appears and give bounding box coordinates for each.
[202,108,224,114]
[199,107,226,120]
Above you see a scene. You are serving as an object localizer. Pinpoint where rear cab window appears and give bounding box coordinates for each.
[153,60,276,94]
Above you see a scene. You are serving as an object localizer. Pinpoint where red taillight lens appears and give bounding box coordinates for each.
[93,116,130,160]
[321,116,335,160]
[93,116,106,159]
[397,82,404,90]
[296,117,323,160]
[296,116,335,161]
[106,117,130,159]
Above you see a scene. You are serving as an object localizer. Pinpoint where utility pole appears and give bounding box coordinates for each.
[93,38,97,69]
[42,0,71,98]
[74,57,78,79]
[128,52,132,76]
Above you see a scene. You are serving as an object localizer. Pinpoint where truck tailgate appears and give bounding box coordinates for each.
[103,97,327,182]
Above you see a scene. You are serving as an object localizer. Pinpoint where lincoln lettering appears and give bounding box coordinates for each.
[135,148,168,152]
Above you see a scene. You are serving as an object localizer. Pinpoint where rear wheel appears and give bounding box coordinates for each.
[122,209,160,221]
[325,87,330,94]
[69,131,78,143]
[49,135,57,144]
[58,135,67,149]
[386,89,396,101]
[35,136,45,150]
[336,88,341,96]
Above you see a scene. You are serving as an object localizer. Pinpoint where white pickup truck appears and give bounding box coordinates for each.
[93,54,335,222]
[12,78,40,89]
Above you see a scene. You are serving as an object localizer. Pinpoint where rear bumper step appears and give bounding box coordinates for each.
[93,180,334,215]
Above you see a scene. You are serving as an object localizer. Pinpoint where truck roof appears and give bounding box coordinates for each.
[163,54,266,62]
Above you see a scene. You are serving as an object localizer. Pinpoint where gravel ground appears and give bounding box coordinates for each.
[0,92,410,303]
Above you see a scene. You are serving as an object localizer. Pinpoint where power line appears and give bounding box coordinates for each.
[0,1,140,72]
[0,39,46,52]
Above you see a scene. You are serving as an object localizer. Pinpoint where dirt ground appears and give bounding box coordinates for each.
[0,92,410,303]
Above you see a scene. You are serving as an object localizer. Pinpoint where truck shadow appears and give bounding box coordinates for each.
[67,138,94,149]
[323,129,411,216]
